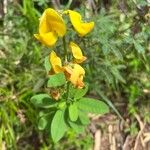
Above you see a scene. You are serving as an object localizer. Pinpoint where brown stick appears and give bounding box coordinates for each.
[94,130,101,150]
[134,114,145,150]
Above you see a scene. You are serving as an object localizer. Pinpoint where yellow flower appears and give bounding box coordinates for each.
[34,8,66,47]
[64,64,85,88]
[49,51,85,88]
[65,10,94,37]
[69,42,86,63]
[49,51,62,74]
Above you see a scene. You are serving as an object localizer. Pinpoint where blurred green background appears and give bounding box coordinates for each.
[0,0,150,149]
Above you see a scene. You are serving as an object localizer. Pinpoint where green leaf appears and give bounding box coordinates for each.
[68,84,77,98]
[78,111,90,125]
[44,56,51,73]
[110,45,123,60]
[78,97,109,114]
[38,116,48,130]
[74,83,88,99]
[51,109,67,142]
[33,78,45,92]
[31,94,55,108]
[134,41,144,53]
[7,124,15,140]
[38,113,54,130]
[96,90,124,120]
[69,102,78,122]
[58,101,67,110]
[47,73,66,87]
[68,120,85,134]
[68,83,88,99]
[111,66,126,83]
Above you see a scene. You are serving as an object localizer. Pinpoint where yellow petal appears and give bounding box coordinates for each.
[79,22,94,36]
[69,41,86,63]
[67,10,94,37]
[70,64,85,88]
[63,65,73,80]
[39,10,51,34]
[64,64,85,88]
[34,32,58,47]
[69,42,83,59]
[40,8,66,36]
[49,51,62,73]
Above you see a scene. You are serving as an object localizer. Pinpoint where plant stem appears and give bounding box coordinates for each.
[62,36,70,101]
[62,36,67,63]
[66,82,70,101]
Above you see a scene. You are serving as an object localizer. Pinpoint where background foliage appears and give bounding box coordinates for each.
[0,0,149,149]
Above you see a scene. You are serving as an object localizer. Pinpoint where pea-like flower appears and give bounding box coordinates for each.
[49,50,85,88]
[49,51,63,74]
[34,8,66,47]
[64,64,85,89]
[69,42,86,63]
[64,10,94,37]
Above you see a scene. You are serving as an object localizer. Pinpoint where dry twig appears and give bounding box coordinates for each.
[134,114,145,150]
[94,130,101,150]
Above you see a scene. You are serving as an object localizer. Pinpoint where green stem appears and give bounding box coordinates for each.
[66,82,70,101]
[62,36,70,101]
[62,36,67,63]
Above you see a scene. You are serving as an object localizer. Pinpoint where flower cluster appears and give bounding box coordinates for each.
[49,42,86,88]
[34,8,94,88]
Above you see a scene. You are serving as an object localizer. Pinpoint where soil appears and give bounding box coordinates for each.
[89,113,150,150]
